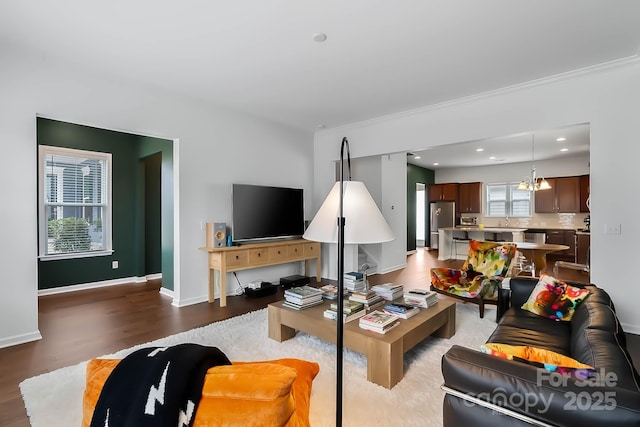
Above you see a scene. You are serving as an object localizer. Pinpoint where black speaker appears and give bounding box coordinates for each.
[214,222,226,247]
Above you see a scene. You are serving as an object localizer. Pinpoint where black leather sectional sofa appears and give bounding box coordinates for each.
[441,276,640,426]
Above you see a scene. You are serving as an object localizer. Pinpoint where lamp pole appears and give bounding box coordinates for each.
[303,136,392,426]
[335,136,350,427]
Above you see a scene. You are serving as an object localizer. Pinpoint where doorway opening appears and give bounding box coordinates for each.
[416,183,425,247]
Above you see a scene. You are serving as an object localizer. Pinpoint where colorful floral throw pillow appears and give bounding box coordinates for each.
[521,273,590,321]
[481,343,594,376]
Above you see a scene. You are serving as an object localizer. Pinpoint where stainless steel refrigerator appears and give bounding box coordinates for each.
[429,201,455,249]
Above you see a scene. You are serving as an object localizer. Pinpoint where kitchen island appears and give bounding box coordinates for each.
[437,227,526,260]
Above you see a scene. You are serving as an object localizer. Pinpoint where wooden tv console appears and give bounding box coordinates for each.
[199,239,321,307]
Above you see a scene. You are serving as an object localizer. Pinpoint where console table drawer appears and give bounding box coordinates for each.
[287,243,304,258]
[303,242,319,257]
[268,246,288,262]
[226,250,249,267]
[248,248,268,264]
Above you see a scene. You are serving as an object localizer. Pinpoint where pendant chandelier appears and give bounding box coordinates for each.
[517,134,552,191]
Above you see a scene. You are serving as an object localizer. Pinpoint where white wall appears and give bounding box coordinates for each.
[0,44,313,348]
[380,153,408,272]
[434,154,590,184]
[351,153,407,275]
[313,59,640,333]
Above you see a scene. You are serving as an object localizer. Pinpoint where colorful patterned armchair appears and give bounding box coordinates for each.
[430,240,517,318]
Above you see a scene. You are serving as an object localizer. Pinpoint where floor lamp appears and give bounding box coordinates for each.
[303,137,394,426]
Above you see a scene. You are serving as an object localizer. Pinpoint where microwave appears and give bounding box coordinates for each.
[460,216,477,226]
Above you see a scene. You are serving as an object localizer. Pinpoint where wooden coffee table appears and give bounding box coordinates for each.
[268,297,456,389]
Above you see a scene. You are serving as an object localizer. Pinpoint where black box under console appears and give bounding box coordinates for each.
[244,282,279,298]
[279,275,310,289]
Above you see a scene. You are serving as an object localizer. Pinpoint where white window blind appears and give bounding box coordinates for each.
[39,146,112,259]
[486,182,532,217]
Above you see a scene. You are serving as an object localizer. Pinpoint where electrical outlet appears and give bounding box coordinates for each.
[604,224,621,235]
[112,260,119,269]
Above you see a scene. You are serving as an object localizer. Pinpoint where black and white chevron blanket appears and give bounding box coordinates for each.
[90,343,231,427]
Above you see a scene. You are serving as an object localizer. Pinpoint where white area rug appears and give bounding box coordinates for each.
[20,303,496,427]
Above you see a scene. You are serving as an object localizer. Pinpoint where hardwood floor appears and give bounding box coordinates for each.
[1,248,637,426]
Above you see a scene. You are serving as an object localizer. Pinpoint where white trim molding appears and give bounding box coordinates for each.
[0,330,42,349]
[38,274,164,296]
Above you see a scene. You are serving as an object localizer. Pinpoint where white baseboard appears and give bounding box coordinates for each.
[0,330,42,349]
[376,263,407,275]
[171,289,245,307]
[38,274,164,296]
[159,287,174,300]
[172,295,208,307]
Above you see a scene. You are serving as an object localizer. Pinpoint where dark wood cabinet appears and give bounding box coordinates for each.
[534,176,580,213]
[545,229,576,261]
[534,184,556,213]
[429,183,458,202]
[458,182,482,213]
[576,233,590,265]
[579,174,590,213]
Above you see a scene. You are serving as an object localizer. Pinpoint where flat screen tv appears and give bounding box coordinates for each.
[232,184,304,243]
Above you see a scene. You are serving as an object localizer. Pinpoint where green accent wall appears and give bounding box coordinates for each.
[406,163,435,252]
[37,118,174,290]
[143,153,162,275]
[137,138,174,291]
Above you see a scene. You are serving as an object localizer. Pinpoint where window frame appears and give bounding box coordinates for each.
[485,181,533,218]
[38,145,114,260]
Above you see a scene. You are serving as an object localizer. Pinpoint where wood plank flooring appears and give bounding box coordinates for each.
[0,248,637,426]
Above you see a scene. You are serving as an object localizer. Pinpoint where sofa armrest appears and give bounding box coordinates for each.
[442,345,640,427]
[508,277,539,308]
[496,281,511,322]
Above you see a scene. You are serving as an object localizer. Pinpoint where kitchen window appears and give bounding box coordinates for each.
[486,182,532,217]
[38,145,113,260]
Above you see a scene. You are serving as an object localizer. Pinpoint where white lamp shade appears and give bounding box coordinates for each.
[303,181,395,244]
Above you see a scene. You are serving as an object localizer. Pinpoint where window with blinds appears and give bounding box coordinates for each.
[486,182,532,217]
[38,146,112,259]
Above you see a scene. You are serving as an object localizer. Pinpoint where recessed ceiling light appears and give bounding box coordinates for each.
[433,162,439,166]
[556,137,566,142]
[312,33,327,42]
[476,148,484,152]
[560,148,568,152]
[489,156,496,160]
[414,156,421,159]
[316,124,325,128]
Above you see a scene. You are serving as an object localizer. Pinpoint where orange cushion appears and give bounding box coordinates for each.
[83,358,319,427]
[481,343,594,371]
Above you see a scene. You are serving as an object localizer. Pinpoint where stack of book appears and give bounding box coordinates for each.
[343,271,366,292]
[320,284,339,300]
[348,289,384,309]
[371,283,404,301]
[383,301,420,319]
[358,310,401,334]
[323,299,366,322]
[283,285,324,310]
[403,289,439,308]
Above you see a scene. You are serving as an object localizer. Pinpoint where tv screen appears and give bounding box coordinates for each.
[232,184,304,243]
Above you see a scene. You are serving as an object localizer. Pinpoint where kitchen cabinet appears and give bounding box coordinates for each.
[576,232,590,265]
[534,176,580,213]
[544,229,575,261]
[429,183,458,202]
[579,174,590,213]
[458,182,482,213]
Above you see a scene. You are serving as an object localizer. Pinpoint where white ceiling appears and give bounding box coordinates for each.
[1,1,639,135]
[407,123,590,170]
